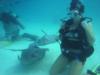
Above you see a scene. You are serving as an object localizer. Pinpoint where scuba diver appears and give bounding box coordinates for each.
[0,11,25,41]
[50,0,95,75]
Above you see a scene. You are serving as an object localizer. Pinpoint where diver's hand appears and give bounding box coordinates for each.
[81,19,93,29]
[81,20,89,28]
[20,24,25,30]
[22,26,25,30]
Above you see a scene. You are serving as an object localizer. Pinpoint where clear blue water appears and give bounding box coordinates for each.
[0,0,100,75]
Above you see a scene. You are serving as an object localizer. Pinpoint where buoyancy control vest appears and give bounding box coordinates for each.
[59,18,94,57]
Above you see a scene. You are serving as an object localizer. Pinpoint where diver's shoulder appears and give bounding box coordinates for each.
[81,17,93,27]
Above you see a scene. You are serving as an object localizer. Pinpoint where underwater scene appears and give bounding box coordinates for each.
[0,0,100,75]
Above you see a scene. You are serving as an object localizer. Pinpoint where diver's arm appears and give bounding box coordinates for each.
[18,24,25,29]
[14,17,25,29]
[15,20,25,29]
[81,21,95,46]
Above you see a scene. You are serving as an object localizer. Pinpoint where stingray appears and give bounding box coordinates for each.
[9,44,49,65]
[35,33,59,46]
[22,33,39,41]
[21,31,59,46]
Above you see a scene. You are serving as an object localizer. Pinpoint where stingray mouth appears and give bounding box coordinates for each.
[20,58,35,65]
[19,54,42,65]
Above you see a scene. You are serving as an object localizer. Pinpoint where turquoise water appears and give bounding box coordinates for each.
[0,0,100,75]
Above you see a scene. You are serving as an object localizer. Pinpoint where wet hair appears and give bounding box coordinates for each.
[70,0,85,14]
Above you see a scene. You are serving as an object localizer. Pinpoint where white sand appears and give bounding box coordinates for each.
[0,21,99,75]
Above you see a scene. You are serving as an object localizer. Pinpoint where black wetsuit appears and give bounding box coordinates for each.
[59,19,94,62]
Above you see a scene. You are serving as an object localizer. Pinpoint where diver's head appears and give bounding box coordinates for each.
[70,0,85,15]
[68,0,84,23]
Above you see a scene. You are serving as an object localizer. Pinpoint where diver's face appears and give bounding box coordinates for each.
[68,10,82,22]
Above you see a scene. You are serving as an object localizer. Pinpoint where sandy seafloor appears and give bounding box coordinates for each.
[0,22,99,75]
[0,0,100,75]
